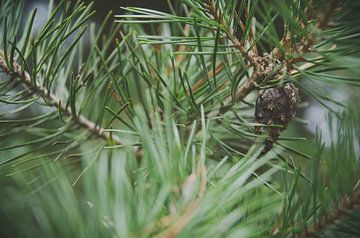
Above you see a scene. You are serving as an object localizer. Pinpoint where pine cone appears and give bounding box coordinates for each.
[255,83,300,154]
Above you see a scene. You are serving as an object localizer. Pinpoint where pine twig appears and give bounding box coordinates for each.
[204,0,259,67]
[153,161,207,238]
[302,187,360,237]
[205,1,339,119]
[0,52,141,156]
[203,1,285,121]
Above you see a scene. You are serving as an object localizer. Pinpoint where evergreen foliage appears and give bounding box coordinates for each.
[0,0,359,237]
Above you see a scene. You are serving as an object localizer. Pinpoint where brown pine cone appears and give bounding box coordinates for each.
[255,83,300,154]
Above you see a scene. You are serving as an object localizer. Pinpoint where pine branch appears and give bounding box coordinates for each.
[204,0,258,67]
[206,1,339,121]
[285,0,339,64]
[1,1,359,237]
[0,51,141,155]
[302,187,360,237]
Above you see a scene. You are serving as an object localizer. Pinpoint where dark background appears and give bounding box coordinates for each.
[26,0,170,18]
[25,0,171,36]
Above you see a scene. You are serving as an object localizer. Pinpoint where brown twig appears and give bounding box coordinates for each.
[276,0,339,67]
[205,0,258,67]
[153,157,207,238]
[191,63,224,92]
[0,52,141,156]
[154,200,200,238]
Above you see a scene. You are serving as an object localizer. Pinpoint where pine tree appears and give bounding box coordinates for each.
[0,0,359,237]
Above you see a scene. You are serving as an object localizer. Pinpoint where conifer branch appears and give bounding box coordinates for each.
[302,187,360,237]
[1,1,359,237]
[204,0,258,67]
[0,52,141,155]
[205,0,339,119]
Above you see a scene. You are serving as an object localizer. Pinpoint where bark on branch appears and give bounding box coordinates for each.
[0,52,141,155]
